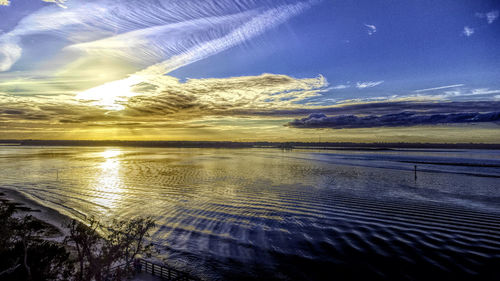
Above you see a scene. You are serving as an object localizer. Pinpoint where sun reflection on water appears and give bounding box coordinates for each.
[91,149,126,215]
[101,149,122,159]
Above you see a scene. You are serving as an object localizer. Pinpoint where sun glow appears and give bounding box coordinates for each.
[75,75,144,110]
[100,149,122,159]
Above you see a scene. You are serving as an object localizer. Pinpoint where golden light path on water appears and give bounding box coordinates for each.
[0,147,500,280]
[90,149,126,214]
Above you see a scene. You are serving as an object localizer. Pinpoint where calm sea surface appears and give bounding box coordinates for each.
[1,146,499,280]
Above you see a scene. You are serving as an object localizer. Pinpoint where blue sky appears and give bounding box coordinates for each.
[0,0,499,142]
[172,0,500,98]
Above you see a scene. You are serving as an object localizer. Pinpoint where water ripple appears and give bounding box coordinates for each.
[0,147,499,280]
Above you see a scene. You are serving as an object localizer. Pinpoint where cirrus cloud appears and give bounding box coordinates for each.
[0,0,316,74]
[42,0,67,8]
[356,81,384,89]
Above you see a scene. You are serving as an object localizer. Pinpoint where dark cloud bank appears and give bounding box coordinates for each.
[287,111,500,129]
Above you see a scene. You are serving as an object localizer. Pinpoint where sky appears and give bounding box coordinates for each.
[0,0,499,142]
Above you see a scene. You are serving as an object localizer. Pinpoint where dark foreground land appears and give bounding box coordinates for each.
[0,189,160,281]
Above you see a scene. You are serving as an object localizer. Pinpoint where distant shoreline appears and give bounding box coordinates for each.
[1,140,500,149]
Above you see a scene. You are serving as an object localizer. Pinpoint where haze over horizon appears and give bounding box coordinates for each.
[1,0,500,142]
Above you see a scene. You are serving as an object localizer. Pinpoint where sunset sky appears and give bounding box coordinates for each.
[1,0,499,142]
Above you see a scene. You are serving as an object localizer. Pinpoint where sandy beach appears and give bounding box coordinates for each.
[0,188,167,281]
[0,187,72,242]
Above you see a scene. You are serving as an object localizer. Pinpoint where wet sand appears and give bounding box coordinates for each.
[0,187,71,241]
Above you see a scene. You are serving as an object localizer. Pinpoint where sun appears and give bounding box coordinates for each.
[75,75,144,110]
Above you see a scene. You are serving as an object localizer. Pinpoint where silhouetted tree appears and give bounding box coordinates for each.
[1,200,155,281]
[65,216,156,281]
[0,202,72,281]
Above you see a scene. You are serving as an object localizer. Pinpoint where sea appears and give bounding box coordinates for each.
[0,146,499,280]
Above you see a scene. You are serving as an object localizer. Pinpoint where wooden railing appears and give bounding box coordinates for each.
[139,259,201,281]
[109,258,200,281]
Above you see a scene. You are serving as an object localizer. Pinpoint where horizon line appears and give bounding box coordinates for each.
[2,139,500,146]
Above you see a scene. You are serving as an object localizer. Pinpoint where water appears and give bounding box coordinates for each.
[0,146,499,280]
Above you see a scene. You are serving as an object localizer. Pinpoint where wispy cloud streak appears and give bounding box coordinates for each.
[414,84,465,93]
[139,1,316,76]
[42,0,67,8]
[356,81,383,89]
[75,0,317,107]
[0,0,316,72]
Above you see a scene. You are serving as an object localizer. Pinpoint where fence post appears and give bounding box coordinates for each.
[138,258,197,281]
